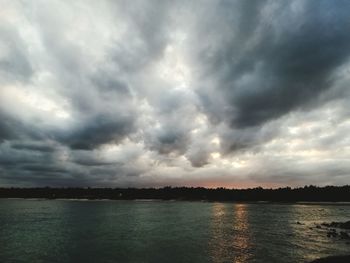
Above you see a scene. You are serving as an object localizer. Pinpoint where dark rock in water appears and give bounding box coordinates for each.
[296,221,304,225]
[310,255,350,262]
[321,221,350,230]
[339,231,350,240]
[318,221,350,241]
[339,221,350,229]
[327,231,338,238]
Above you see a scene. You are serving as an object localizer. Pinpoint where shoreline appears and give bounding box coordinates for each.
[2,197,350,205]
[1,186,350,203]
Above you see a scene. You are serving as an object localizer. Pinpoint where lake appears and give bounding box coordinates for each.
[0,199,349,262]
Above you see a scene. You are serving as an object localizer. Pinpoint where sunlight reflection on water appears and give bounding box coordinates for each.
[208,203,350,263]
[232,204,251,263]
[209,203,253,263]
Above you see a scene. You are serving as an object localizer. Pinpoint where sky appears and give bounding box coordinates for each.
[0,0,350,188]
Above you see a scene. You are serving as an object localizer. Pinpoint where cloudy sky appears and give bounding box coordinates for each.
[1,0,350,188]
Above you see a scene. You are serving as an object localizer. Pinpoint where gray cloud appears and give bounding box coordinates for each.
[0,0,350,187]
[11,141,56,152]
[195,0,350,129]
[0,27,33,82]
[148,127,189,155]
[60,113,136,150]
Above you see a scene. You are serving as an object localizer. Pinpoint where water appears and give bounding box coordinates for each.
[0,200,349,263]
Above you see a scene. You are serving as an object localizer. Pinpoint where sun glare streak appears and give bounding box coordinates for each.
[209,203,252,263]
[232,204,251,263]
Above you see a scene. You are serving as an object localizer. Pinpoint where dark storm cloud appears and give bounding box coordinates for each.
[11,141,56,152]
[0,142,64,187]
[73,159,117,167]
[0,142,55,164]
[0,113,18,142]
[196,0,350,128]
[0,113,46,143]
[220,123,279,154]
[60,114,135,150]
[1,0,350,187]
[151,129,189,155]
[19,163,67,173]
[71,151,119,166]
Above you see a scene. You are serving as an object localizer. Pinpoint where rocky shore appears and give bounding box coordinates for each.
[311,255,350,262]
[310,221,350,262]
[313,221,350,241]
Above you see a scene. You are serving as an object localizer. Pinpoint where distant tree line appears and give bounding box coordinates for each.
[1,185,350,202]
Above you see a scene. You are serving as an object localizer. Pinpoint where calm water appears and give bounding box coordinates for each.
[0,200,349,263]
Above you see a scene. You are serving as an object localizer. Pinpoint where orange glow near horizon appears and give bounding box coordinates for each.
[187,181,284,189]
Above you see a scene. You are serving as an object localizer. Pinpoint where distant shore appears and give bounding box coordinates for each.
[1,185,350,202]
[3,198,350,206]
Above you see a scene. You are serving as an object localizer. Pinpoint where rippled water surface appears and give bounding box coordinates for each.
[0,199,349,263]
